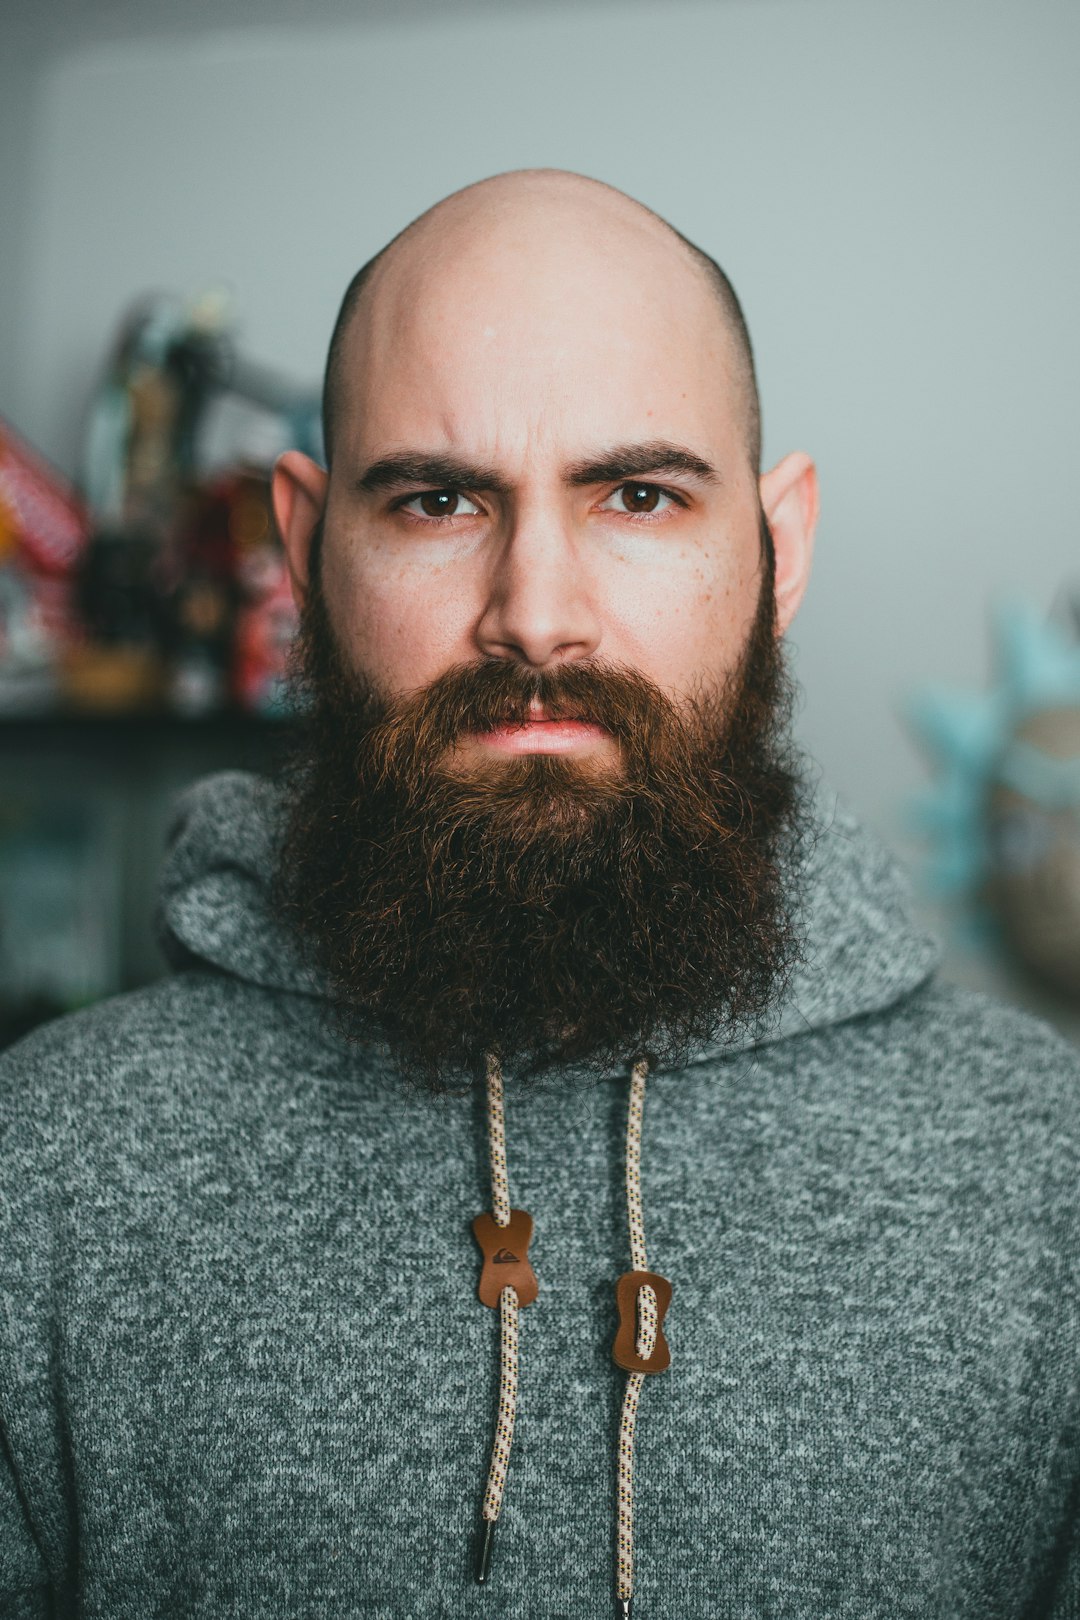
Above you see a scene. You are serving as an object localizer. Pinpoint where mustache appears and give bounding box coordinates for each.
[363,657,689,758]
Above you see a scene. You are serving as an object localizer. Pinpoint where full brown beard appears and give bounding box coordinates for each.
[274,517,807,1091]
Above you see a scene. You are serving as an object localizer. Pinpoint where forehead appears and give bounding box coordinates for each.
[333,204,744,472]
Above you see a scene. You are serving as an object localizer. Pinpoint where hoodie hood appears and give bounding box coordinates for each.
[157,769,940,1059]
[157,770,319,999]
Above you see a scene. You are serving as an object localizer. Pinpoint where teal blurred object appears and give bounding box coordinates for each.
[908,601,1080,997]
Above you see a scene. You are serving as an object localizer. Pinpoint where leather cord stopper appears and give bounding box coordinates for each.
[472,1208,538,1308]
[612,1269,672,1374]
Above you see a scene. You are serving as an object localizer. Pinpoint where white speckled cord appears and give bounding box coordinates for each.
[481,1055,519,1524]
[478,1055,658,1615]
[616,1058,655,1615]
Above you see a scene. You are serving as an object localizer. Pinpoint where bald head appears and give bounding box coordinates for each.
[321,170,761,472]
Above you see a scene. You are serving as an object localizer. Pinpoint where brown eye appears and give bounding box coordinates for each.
[400,489,481,524]
[621,483,661,512]
[597,482,678,519]
[419,490,461,517]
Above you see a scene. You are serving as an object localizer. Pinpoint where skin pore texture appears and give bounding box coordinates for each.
[271,169,821,1087]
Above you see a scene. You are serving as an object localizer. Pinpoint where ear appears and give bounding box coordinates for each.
[271,450,328,608]
[758,451,819,635]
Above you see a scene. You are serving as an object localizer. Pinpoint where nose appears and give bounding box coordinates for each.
[474,506,602,668]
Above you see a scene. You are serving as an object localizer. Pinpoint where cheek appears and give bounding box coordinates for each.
[602,538,763,697]
[320,536,477,692]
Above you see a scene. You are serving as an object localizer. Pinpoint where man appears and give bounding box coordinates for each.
[1,170,1079,1619]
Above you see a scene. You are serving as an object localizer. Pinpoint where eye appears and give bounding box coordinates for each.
[598,482,681,516]
[399,489,482,520]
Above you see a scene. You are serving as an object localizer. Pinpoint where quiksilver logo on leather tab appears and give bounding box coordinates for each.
[472,1210,539,1307]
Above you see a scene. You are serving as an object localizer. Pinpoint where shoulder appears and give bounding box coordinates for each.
[790,979,1080,1207]
[1,971,243,1106]
[0,971,333,1174]
[870,976,1080,1104]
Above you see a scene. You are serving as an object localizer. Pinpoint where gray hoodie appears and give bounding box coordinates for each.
[1,769,1079,1618]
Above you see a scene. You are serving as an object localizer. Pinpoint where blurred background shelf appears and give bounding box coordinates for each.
[0,709,290,1050]
[0,709,292,753]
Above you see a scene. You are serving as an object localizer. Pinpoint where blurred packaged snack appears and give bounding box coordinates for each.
[0,418,90,711]
[0,291,314,718]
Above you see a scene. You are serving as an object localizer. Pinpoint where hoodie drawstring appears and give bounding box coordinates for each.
[473,1055,672,1616]
[612,1057,673,1616]
[472,1054,537,1581]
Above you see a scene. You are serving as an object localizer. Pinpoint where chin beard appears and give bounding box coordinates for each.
[274,525,807,1092]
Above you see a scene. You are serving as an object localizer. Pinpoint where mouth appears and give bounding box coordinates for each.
[468,702,613,756]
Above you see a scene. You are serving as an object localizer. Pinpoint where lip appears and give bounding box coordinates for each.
[468,718,611,755]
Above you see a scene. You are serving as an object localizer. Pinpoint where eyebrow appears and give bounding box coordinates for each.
[356,453,512,496]
[564,441,721,487]
[355,440,720,496]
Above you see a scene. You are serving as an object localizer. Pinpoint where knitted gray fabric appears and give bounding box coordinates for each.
[2,769,1080,1619]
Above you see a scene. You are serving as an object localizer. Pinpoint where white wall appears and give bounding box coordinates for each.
[0,12,38,413]
[6,0,1080,901]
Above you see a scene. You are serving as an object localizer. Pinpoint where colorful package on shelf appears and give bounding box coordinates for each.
[228,468,298,714]
[0,418,90,710]
[165,466,297,715]
[234,553,297,714]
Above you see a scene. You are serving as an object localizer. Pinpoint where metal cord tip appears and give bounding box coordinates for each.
[476,1519,496,1584]
[616,1600,633,1618]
